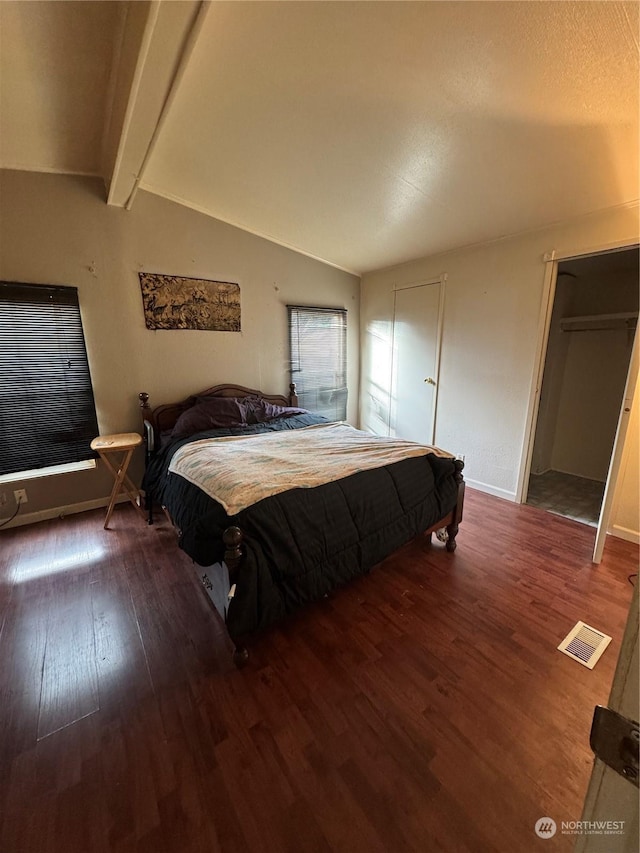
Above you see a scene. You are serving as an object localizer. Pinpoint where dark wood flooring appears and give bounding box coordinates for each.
[0,489,636,852]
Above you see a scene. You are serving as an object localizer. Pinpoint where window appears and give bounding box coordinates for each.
[0,282,99,476]
[288,305,347,420]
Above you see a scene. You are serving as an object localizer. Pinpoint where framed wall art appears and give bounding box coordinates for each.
[138,272,241,331]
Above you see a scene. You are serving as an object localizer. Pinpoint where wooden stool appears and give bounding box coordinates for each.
[90,432,144,529]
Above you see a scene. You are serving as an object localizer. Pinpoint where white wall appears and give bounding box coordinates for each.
[0,169,360,522]
[534,269,638,481]
[551,328,633,481]
[531,279,571,474]
[359,203,640,539]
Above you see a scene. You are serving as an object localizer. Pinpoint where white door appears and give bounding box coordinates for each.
[575,584,638,852]
[593,325,639,563]
[390,280,444,445]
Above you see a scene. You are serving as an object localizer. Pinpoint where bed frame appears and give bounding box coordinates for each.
[138,383,465,666]
[138,382,298,447]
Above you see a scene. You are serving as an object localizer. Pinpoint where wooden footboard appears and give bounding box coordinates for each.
[157,456,465,669]
[444,458,465,551]
[225,457,465,568]
[221,459,465,666]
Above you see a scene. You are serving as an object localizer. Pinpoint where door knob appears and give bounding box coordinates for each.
[424,377,436,386]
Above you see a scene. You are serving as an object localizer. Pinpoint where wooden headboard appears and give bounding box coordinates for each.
[138,382,299,451]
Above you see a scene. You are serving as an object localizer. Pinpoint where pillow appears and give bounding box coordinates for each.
[171,397,249,439]
[242,396,308,423]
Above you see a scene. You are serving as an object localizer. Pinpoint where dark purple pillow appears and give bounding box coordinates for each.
[242,396,308,423]
[171,397,249,439]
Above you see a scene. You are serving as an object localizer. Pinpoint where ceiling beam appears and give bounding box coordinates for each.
[102,0,204,208]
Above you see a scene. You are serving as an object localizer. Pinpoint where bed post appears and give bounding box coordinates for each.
[445,459,465,552]
[223,526,243,571]
[138,392,154,524]
[222,526,249,667]
[289,382,298,407]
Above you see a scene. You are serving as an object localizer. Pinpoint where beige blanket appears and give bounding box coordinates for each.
[168,422,453,516]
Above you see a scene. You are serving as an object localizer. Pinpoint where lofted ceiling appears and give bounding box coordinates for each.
[0,0,121,176]
[1,1,638,275]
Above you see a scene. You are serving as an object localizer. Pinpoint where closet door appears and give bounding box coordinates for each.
[390,280,444,445]
[593,324,639,563]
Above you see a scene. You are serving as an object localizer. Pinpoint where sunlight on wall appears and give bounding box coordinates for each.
[362,320,394,435]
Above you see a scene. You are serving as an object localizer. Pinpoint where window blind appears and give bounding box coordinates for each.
[288,305,347,421]
[0,282,99,476]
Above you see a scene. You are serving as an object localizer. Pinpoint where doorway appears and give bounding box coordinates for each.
[526,247,639,528]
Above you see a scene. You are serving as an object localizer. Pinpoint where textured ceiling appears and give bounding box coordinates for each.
[1,1,638,274]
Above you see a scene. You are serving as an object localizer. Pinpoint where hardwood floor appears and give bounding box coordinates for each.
[0,489,636,853]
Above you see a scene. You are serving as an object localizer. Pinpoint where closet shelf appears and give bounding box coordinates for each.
[560,312,638,332]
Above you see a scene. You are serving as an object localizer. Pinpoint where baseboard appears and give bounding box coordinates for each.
[608,524,640,545]
[549,467,606,484]
[464,478,517,502]
[0,495,129,529]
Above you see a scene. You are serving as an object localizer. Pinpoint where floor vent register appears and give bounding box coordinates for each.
[557,621,612,669]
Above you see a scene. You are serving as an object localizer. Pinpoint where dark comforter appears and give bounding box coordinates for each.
[143,414,459,638]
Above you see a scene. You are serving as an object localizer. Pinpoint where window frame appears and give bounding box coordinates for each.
[0,281,100,478]
[287,304,348,421]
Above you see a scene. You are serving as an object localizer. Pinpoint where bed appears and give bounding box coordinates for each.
[139,382,465,665]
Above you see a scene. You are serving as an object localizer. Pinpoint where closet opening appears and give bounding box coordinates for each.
[526,247,638,528]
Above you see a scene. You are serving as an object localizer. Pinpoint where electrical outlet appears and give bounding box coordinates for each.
[14,488,27,505]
